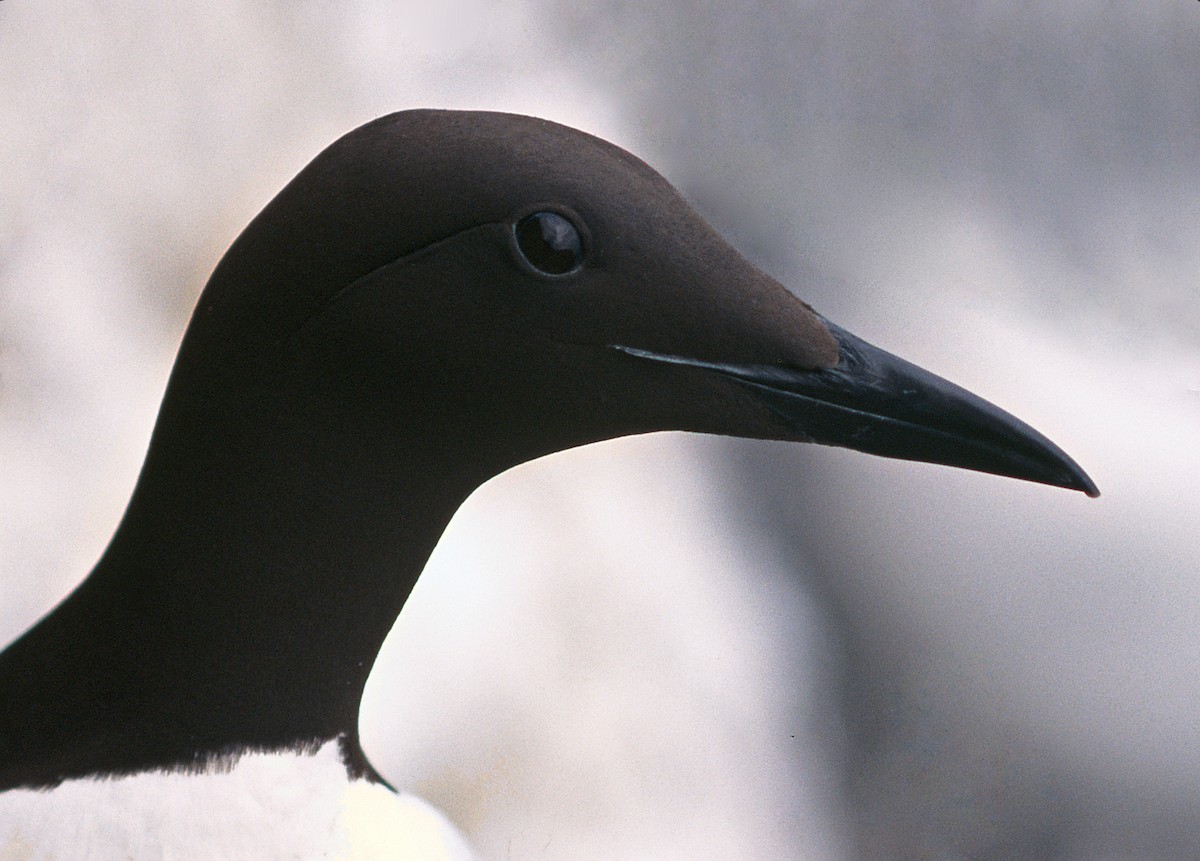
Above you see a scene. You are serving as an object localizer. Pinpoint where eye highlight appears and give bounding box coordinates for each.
[514,211,584,276]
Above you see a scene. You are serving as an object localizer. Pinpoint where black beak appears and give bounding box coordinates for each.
[612,321,1099,497]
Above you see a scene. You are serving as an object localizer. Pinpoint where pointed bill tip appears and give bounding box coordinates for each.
[1067,467,1101,499]
[745,320,1103,498]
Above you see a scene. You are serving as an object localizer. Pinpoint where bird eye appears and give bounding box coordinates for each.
[514,211,584,276]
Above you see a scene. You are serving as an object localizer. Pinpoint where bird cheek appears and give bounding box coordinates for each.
[605,361,785,441]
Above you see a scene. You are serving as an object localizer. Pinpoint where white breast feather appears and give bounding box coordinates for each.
[0,741,473,861]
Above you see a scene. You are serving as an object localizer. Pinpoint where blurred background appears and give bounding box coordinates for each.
[2,3,1198,858]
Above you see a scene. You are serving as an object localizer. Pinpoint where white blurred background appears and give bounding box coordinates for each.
[2,3,1198,858]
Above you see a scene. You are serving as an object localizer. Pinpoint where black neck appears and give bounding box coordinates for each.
[0,344,486,789]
